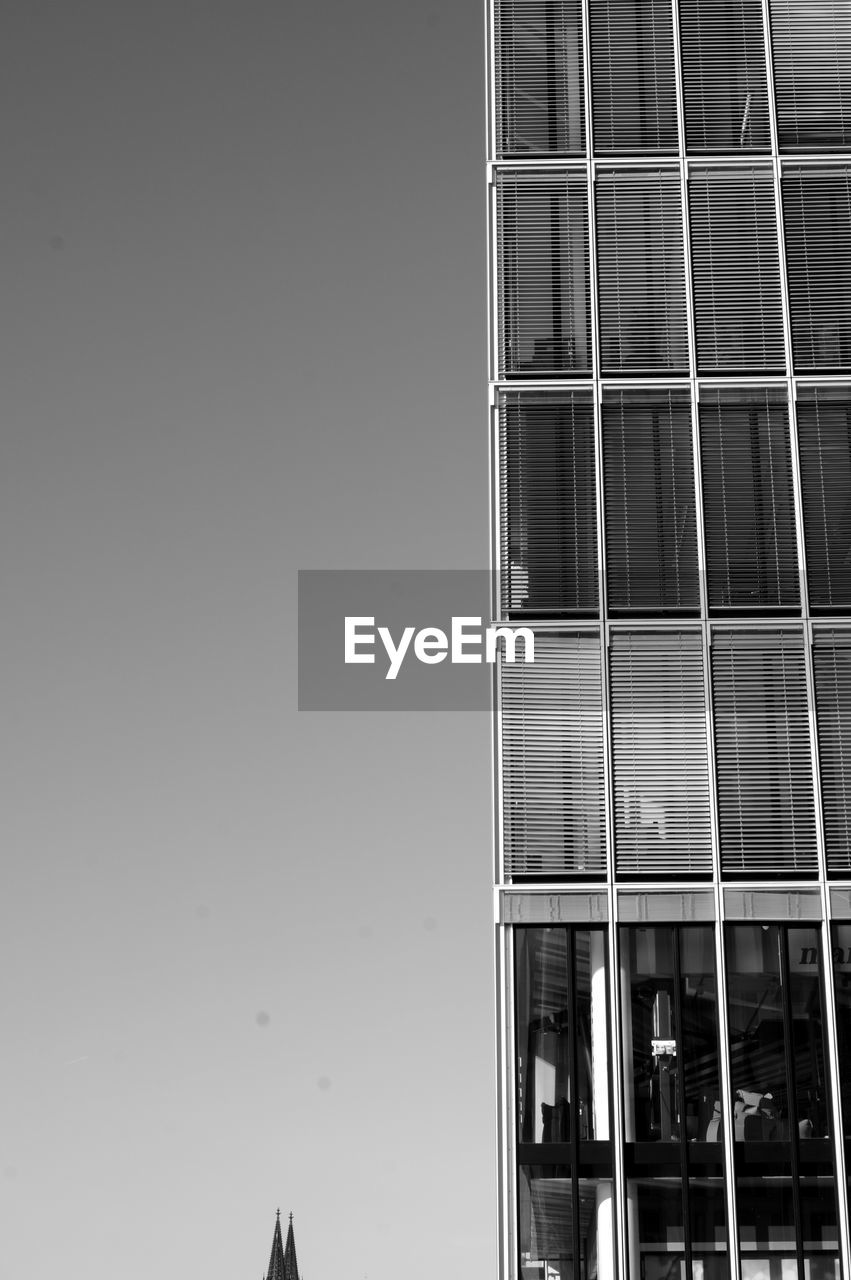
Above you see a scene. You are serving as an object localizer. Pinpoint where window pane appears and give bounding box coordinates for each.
[602,390,698,611]
[611,633,712,877]
[494,0,585,156]
[519,1170,615,1279]
[813,631,851,875]
[501,633,606,878]
[689,168,785,373]
[712,632,817,875]
[497,170,592,376]
[829,922,851,1137]
[783,167,851,373]
[680,927,722,1142]
[797,388,851,612]
[596,170,688,374]
[590,0,677,154]
[574,929,611,1142]
[769,0,851,150]
[679,0,770,152]
[515,928,610,1143]
[622,927,721,1142]
[726,925,789,1131]
[737,1162,797,1267]
[699,389,799,612]
[499,391,598,617]
[787,929,831,1140]
[516,929,572,1143]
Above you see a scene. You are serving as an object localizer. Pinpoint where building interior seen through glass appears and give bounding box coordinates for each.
[515,924,850,1278]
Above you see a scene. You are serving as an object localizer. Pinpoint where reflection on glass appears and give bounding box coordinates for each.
[622,927,721,1144]
[495,0,585,157]
[518,1169,614,1280]
[726,926,839,1278]
[515,928,609,1143]
[829,922,851,1136]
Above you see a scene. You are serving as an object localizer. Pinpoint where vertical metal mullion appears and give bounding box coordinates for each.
[671,928,694,1278]
[670,0,699,394]
[607,903,626,1278]
[487,12,510,1280]
[582,0,624,1264]
[567,929,582,1275]
[778,927,806,1279]
[818,903,850,1280]
[717,910,742,1280]
[496,920,514,1280]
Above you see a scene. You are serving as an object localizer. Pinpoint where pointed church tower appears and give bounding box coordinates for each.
[264,1209,300,1280]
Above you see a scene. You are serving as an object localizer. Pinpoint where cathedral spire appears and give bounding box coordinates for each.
[264,1209,300,1280]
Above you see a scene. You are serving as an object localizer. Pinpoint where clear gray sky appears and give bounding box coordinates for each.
[0,3,493,1277]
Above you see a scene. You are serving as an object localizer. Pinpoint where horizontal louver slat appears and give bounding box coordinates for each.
[711,630,817,874]
[494,0,585,156]
[796,387,851,612]
[699,389,800,611]
[595,169,688,374]
[501,632,606,878]
[497,170,592,377]
[678,0,770,152]
[499,391,598,616]
[782,167,851,372]
[688,168,785,372]
[589,0,678,154]
[602,390,699,612]
[813,629,851,874]
[768,0,851,150]
[611,631,712,877]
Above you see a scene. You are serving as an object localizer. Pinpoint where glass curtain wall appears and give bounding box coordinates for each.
[490,0,851,1276]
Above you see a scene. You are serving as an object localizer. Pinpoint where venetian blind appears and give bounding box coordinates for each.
[699,388,800,611]
[497,169,592,376]
[589,0,678,154]
[782,166,851,372]
[602,389,699,613]
[499,391,598,616]
[768,0,851,149]
[812,629,851,875]
[796,387,851,612]
[610,631,712,877]
[678,0,770,152]
[494,0,585,156]
[711,630,818,874]
[595,169,688,374]
[501,632,606,878]
[688,167,785,372]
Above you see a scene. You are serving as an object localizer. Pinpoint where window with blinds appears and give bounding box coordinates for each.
[688,167,785,373]
[494,0,585,157]
[711,630,818,875]
[678,0,770,152]
[498,391,598,617]
[497,170,592,376]
[813,629,851,876]
[500,632,606,878]
[699,389,800,612]
[797,387,851,612]
[782,166,851,372]
[589,0,678,154]
[595,169,688,374]
[610,631,712,877]
[602,390,699,613]
[768,0,851,149]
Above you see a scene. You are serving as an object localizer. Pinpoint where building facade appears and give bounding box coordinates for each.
[486,2,851,1277]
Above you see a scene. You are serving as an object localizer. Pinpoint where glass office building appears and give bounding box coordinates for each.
[485,3,851,1277]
